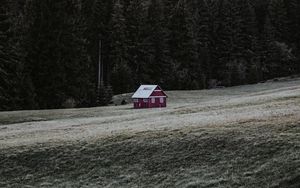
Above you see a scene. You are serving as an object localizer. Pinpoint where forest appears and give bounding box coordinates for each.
[1,0,300,110]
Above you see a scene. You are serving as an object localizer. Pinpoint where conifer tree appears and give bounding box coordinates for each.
[110,0,133,94]
[168,0,198,89]
[123,0,147,85]
[23,0,93,109]
[212,0,234,85]
[268,0,288,42]
[0,0,35,110]
[193,0,216,88]
[145,0,170,86]
[235,0,256,84]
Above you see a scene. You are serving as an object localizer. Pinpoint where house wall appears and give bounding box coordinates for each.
[150,90,165,96]
[133,97,166,108]
[149,97,166,108]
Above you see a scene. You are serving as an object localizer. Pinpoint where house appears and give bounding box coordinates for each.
[132,85,167,109]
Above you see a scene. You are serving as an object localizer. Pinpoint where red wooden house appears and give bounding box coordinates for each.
[132,85,167,109]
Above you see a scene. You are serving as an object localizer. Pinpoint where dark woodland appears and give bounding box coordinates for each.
[1,0,300,110]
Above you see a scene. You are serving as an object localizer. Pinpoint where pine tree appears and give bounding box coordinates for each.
[268,0,288,42]
[123,0,147,86]
[110,0,133,94]
[295,1,300,73]
[192,0,215,88]
[83,0,114,87]
[167,0,199,89]
[23,0,93,109]
[212,0,234,85]
[235,0,257,85]
[0,0,35,110]
[0,2,13,110]
[284,0,300,73]
[144,0,170,86]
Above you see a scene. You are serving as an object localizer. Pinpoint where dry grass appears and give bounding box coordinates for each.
[0,115,299,187]
[0,77,300,187]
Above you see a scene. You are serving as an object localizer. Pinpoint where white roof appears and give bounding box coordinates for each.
[132,85,158,98]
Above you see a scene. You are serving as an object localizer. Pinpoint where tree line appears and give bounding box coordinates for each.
[1,0,300,110]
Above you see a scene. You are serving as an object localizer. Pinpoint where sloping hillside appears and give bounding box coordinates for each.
[0,78,300,187]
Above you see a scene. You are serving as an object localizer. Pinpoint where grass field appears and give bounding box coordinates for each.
[0,77,300,187]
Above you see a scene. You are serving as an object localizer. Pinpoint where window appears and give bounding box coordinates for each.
[160,98,164,103]
[151,98,155,103]
[143,87,153,90]
[143,99,148,102]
